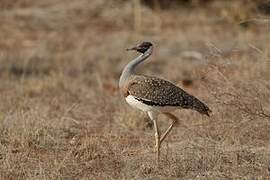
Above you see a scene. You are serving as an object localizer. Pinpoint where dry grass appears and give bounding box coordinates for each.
[0,0,270,179]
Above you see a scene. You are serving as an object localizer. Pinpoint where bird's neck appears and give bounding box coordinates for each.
[119,48,152,88]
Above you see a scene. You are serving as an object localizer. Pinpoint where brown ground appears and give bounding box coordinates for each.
[0,0,270,179]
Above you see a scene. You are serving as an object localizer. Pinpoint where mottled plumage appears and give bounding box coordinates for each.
[126,75,211,116]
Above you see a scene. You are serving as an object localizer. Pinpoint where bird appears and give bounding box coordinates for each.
[119,41,211,160]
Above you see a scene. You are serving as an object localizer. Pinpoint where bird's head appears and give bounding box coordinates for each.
[126,42,153,53]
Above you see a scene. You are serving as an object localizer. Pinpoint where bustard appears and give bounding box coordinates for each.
[119,42,211,159]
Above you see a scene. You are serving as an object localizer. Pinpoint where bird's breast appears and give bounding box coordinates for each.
[125,95,153,112]
[125,95,178,113]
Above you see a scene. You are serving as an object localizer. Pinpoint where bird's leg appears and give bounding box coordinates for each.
[148,112,160,160]
[159,112,178,144]
[153,118,160,160]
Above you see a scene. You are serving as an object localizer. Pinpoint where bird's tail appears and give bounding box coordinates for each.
[187,96,212,116]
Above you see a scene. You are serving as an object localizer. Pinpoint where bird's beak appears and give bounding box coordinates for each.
[126,46,138,51]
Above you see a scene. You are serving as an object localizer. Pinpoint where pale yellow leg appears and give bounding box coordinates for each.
[153,118,160,160]
[147,112,179,161]
[148,112,160,160]
[160,112,178,144]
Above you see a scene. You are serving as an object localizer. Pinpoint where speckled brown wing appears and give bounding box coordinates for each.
[128,75,211,116]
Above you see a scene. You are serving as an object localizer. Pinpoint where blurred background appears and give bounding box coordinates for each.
[0,0,270,179]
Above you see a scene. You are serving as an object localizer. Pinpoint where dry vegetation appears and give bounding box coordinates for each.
[0,0,270,179]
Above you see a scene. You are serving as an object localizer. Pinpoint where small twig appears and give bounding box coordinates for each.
[248,43,264,55]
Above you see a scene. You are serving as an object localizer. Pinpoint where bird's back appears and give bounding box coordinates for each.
[126,75,211,116]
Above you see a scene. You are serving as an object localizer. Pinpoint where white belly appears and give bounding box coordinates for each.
[125,95,177,112]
